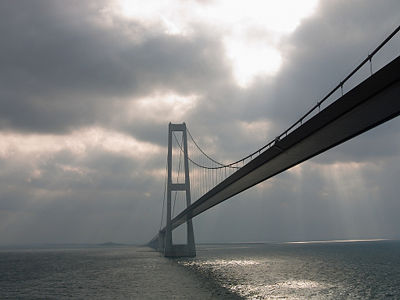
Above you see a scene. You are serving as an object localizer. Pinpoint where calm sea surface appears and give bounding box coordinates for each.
[1,240,399,299]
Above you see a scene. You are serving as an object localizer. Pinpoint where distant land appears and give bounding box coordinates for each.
[0,242,133,249]
[97,242,127,247]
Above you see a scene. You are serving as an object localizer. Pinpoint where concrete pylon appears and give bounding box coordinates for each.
[164,122,196,257]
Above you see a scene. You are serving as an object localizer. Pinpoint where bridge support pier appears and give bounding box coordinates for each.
[164,123,196,257]
[157,230,165,252]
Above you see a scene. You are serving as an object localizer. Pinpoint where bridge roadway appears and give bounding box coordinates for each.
[157,55,400,237]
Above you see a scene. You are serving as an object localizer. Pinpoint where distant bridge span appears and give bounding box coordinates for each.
[155,55,400,242]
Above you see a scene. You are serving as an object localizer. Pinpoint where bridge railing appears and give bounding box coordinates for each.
[283,25,400,138]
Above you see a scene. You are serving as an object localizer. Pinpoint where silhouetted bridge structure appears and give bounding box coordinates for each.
[149,26,400,257]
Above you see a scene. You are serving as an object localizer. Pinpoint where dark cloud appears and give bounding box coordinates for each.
[0,0,231,134]
[0,145,164,244]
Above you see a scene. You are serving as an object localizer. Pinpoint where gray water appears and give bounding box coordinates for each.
[1,240,399,299]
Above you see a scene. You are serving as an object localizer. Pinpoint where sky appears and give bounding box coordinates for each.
[0,0,399,245]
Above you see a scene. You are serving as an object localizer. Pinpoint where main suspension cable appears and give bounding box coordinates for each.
[172,130,239,170]
[187,128,232,168]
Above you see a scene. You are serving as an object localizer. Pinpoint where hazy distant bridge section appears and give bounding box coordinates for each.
[149,26,400,256]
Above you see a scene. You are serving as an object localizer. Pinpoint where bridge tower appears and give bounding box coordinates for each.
[164,122,196,257]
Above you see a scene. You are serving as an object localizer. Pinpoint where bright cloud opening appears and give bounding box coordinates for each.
[0,128,162,160]
[225,39,282,87]
[125,92,198,124]
[114,0,319,87]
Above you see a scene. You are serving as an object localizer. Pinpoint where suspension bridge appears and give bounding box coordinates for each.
[149,26,400,257]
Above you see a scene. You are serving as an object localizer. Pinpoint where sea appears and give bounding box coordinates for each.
[1,240,399,299]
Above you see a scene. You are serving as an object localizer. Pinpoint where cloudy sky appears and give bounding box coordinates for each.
[0,0,399,245]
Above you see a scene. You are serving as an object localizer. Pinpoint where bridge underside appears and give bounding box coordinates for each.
[150,55,400,248]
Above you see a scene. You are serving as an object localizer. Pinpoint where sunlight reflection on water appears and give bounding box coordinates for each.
[180,257,328,299]
[226,277,329,299]
[178,242,400,299]
[278,279,324,289]
[183,259,259,267]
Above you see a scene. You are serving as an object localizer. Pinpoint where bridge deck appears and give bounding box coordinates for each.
[160,55,400,234]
